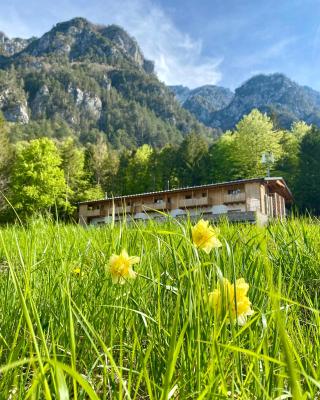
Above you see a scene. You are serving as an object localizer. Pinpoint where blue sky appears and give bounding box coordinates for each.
[1,0,320,90]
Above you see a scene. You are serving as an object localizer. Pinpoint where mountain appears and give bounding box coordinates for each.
[170,85,234,125]
[0,18,210,147]
[209,73,320,130]
[0,32,35,57]
[169,85,191,104]
[170,74,320,132]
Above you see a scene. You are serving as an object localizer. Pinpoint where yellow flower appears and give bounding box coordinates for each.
[108,249,140,285]
[191,219,222,253]
[73,268,84,276]
[208,278,254,325]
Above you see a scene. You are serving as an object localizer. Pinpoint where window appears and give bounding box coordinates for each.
[202,192,206,197]
[88,204,100,211]
[154,197,163,204]
[167,197,171,203]
[228,189,241,195]
[185,195,192,199]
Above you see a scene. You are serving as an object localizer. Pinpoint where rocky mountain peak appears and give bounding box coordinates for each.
[8,17,154,74]
[209,73,320,130]
[0,18,207,147]
[0,31,35,57]
[171,73,320,132]
[100,24,154,73]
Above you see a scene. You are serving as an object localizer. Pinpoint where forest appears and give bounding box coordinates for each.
[1,108,320,222]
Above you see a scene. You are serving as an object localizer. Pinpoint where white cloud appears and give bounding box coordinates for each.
[105,0,223,88]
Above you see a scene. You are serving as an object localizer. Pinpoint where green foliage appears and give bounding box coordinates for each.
[79,185,104,202]
[205,110,283,182]
[0,113,10,169]
[230,109,282,178]
[0,114,13,218]
[206,132,238,182]
[275,122,311,189]
[1,106,320,221]
[122,144,155,194]
[9,118,76,142]
[152,145,180,191]
[85,137,120,191]
[295,126,320,213]
[9,138,71,218]
[58,137,95,205]
[175,132,209,186]
[0,218,320,397]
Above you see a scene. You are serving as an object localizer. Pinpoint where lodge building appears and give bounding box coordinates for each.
[78,177,292,226]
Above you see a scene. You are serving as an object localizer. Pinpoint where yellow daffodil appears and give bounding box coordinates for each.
[192,219,222,253]
[108,249,140,284]
[73,268,84,276]
[208,278,254,325]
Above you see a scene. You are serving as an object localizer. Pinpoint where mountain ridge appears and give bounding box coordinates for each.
[0,17,210,147]
[2,18,320,142]
[170,73,320,131]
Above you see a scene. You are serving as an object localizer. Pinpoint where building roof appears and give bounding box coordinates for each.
[78,177,293,205]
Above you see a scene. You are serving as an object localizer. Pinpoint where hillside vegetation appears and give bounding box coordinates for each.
[0,217,320,398]
[0,18,209,148]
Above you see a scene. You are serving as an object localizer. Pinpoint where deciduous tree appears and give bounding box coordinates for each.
[10,137,70,218]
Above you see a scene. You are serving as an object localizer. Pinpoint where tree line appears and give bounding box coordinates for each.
[1,108,320,222]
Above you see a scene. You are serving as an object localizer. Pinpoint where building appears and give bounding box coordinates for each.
[78,177,293,226]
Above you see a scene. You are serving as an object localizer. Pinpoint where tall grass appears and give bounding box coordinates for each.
[0,216,319,399]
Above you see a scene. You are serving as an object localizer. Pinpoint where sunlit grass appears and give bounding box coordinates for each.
[0,216,319,398]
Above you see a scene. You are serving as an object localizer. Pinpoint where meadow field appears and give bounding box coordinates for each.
[0,217,320,399]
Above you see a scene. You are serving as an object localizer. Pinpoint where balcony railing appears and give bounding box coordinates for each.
[178,197,208,208]
[86,208,101,217]
[223,193,246,204]
[112,206,131,214]
[142,201,167,211]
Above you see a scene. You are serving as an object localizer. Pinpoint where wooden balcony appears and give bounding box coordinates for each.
[86,208,101,217]
[113,206,131,214]
[179,197,208,208]
[142,201,167,211]
[223,193,246,204]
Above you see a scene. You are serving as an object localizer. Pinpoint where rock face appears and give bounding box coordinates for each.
[68,85,102,119]
[0,32,35,57]
[0,87,29,123]
[101,25,154,73]
[209,74,320,130]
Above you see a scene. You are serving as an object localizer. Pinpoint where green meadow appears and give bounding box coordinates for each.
[0,217,320,399]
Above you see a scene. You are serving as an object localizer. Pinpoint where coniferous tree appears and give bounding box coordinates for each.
[176,133,209,186]
[295,126,320,214]
[275,122,311,190]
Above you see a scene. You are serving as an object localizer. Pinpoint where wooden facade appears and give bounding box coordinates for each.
[78,177,293,226]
